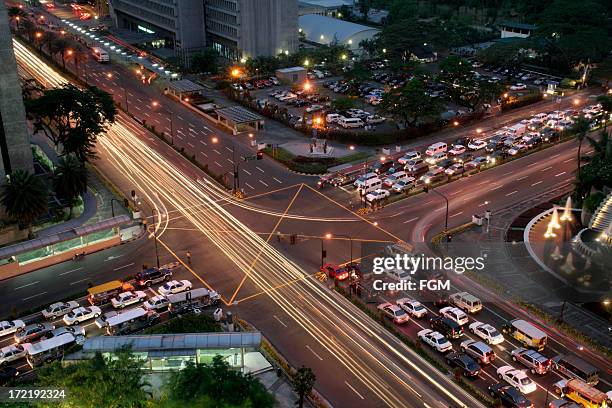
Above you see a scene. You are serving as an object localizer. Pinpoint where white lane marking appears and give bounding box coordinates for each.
[214,161,222,167]
[516,176,528,181]
[213,149,221,155]
[403,217,418,224]
[306,345,324,361]
[273,315,287,327]
[177,115,184,120]
[188,123,196,128]
[189,128,197,133]
[136,98,142,103]
[227,158,234,164]
[200,140,207,146]
[245,182,255,190]
[273,177,282,184]
[59,267,83,276]
[563,158,574,163]
[14,281,39,290]
[201,152,208,157]
[345,381,365,400]
[490,185,502,191]
[113,262,135,271]
[555,172,566,177]
[450,211,463,218]
[104,255,124,262]
[541,166,553,171]
[243,169,251,175]
[187,142,194,148]
[527,162,538,167]
[256,166,264,173]
[135,106,142,111]
[70,278,89,285]
[175,134,183,140]
[154,119,160,124]
[128,92,134,97]
[22,292,47,301]
[144,112,150,118]
[550,153,560,158]
[450,189,463,196]
[225,146,233,152]
[505,190,518,196]
[259,180,269,187]
[531,181,543,186]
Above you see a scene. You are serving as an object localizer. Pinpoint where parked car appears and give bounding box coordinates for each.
[508,144,528,156]
[306,104,323,113]
[63,306,102,326]
[510,83,527,90]
[0,367,19,386]
[367,115,385,124]
[465,156,489,169]
[418,329,452,353]
[487,383,534,408]
[0,320,25,337]
[135,267,172,288]
[111,291,147,309]
[445,352,481,377]
[469,321,504,345]
[14,323,54,344]
[445,163,464,176]
[496,366,537,394]
[0,344,26,367]
[377,303,410,324]
[320,263,349,281]
[510,348,551,375]
[396,298,427,318]
[158,280,192,296]
[41,301,80,319]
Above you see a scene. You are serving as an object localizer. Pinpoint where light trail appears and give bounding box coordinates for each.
[14,39,484,408]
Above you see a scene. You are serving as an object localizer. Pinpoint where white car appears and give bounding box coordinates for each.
[508,144,527,156]
[367,115,385,124]
[396,298,427,318]
[448,145,466,155]
[0,320,25,337]
[377,302,410,324]
[0,344,26,366]
[469,321,504,345]
[397,152,420,165]
[62,306,102,325]
[306,104,323,113]
[41,301,80,319]
[445,163,464,176]
[467,140,487,150]
[510,83,527,90]
[530,113,548,124]
[158,280,192,296]
[143,295,170,311]
[110,291,147,309]
[392,179,415,193]
[366,189,390,202]
[439,307,469,326]
[417,329,452,353]
[496,366,537,394]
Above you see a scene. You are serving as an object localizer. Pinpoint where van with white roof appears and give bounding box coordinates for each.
[425,142,447,156]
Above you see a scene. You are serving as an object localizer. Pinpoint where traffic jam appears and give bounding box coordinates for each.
[0,264,220,383]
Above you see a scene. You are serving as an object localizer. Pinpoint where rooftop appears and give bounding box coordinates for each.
[276,66,307,74]
[501,21,537,31]
[299,0,354,8]
[299,14,380,46]
[167,79,205,94]
[215,106,263,124]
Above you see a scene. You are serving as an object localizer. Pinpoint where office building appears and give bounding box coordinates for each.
[0,1,33,180]
[298,14,379,51]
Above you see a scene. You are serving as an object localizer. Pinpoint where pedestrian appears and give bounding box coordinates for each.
[349,199,353,210]
[277,231,282,242]
[186,250,192,264]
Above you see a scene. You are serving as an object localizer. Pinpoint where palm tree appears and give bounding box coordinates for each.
[53,154,88,218]
[41,31,58,56]
[585,130,611,163]
[596,94,612,130]
[20,18,36,42]
[0,170,49,237]
[70,46,88,81]
[571,115,591,179]
[7,6,26,30]
[51,37,71,69]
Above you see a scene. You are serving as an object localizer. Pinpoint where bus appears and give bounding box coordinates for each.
[91,47,109,63]
[96,307,159,335]
[554,378,609,408]
[501,319,547,351]
[23,333,76,368]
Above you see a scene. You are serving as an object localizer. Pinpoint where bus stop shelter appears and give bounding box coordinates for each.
[166,79,205,100]
[215,106,264,135]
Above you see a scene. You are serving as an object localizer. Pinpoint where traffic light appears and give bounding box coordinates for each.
[256,151,263,160]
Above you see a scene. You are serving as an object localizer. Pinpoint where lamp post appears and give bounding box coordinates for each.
[152,101,174,144]
[110,198,123,217]
[321,233,331,268]
[212,137,240,194]
[139,199,161,268]
[424,180,449,236]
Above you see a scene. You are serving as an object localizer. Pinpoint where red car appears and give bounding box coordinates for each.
[320,263,349,280]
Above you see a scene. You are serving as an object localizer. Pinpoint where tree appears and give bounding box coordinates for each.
[26,84,117,162]
[292,366,316,408]
[36,348,151,408]
[0,170,49,237]
[388,0,418,23]
[53,154,88,218]
[596,95,612,129]
[41,30,58,55]
[343,63,369,95]
[377,78,445,127]
[475,41,527,68]
[7,6,26,28]
[571,115,591,179]
[584,130,611,164]
[50,37,71,69]
[330,96,356,111]
[190,48,219,74]
[69,45,88,80]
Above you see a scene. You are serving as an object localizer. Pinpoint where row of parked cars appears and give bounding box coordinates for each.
[374,290,611,407]
[230,76,281,92]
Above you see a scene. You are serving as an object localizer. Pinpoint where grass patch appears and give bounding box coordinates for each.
[336,151,370,164]
[144,313,222,334]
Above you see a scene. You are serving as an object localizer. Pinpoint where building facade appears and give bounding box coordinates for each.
[0,2,33,180]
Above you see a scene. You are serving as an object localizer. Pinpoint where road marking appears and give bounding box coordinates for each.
[200,140,207,146]
[527,162,538,167]
[144,112,150,118]
[478,180,489,186]
[344,382,365,400]
[273,315,287,327]
[256,166,264,173]
[403,217,418,224]
[541,166,553,171]
[225,146,233,152]
[550,153,560,158]
[188,123,195,128]
[69,278,89,285]
[306,345,324,361]
[450,211,463,218]
[245,182,255,190]
[243,169,251,175]
[136,98,142,103]
[154,119,160,124]
[113,262,135,271]
[59,267,83,276]
[214,161,222,167]
[555,171,566,177]
[531,181,543,186]
[189,128,197,133]
[22,292,47,301]
[490,185,502,191]
[14,281,39,290]
[187,142,194,148]
[213,149,221,155]
[128,92,134,97]
[505,190,518,196]
[273,177,282,184]
[201,152,208,157]
[135,106,142,111]
[104,255,123,262]
[175,134,183,140]
[563,158,574,163]
[450,189,463,196]
[177,115,184,121]
[259,180,269,187]
[516,176,528,181]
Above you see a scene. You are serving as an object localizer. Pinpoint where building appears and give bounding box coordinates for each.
[0,2,33,180]
[205,0,298,60]
[214,106,264,135]
[108,0,206,64]
[298,14,380,51]
[298,0,354,17]
[500,22,536,39]
[408,45,438,63]
[275,66,307,84]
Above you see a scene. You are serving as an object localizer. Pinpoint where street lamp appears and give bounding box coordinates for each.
[424,179,450,239]
[212,137,241,194]
[321,233,332,268]
[140,199,161,268]
[152,101,174,144]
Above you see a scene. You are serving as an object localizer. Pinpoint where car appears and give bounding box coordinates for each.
[49,325,86,340]
[306,104,323,113]
[465,156,489,169]
[398,152,421,165]
[468,139,487,150]
[429,316,464,339]
[445,163,464,176]
[460,339,496,364]
[547,400,581,408]
[445,352,481,377]
[14,323,54,344]
[396,298,427,318]
[419,167,446,184]
[41,301,80,319]
[392,178,415,193]
[525,136,542,148]
[448,145,466,156]
[110,291,147,309]
[417,328,452,351]
[510,83,527,90]
[508,144,528,156]
[135,267,172,288]
[496,366,537,394]
[0,320,25,337]
[372,160,395,175]
[439,307,469,326]
[366,189,390,202]
[143,295,170,311]
[158,280,192,296]
[0,344,26,367]
[510,348,551,375]
[468,321,504,345]
[320,263,349,281]
[0,366,19,386]
[63,306,102,325]
[487,383,534,408]
[367,115,385,124]
[377,303,410,324]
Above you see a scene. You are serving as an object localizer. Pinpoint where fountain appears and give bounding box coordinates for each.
[560,253,576,274]
[551,246,563,261]
[551,207,561,229]
[560,196,573,222]
[544,221,556,238]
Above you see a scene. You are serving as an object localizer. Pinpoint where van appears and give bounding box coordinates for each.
[339,117,364,128]
[552,354,599,385]
[358,178,382,195]
[426,152,448,165]
[449,292,482,313]
[384,171,408,187]
[501,319,547,351]
[326,113,344,123]
[353,172,377,189]
[405,161,429,177]
[87,281,134,306]
[554,379,608,408]
[429,316,464,339]
[506,123,527,137]
[425,142,447,156]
